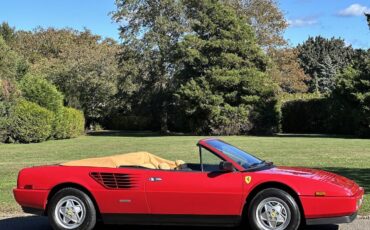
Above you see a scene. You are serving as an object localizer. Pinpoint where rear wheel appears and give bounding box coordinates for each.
[248,188,301,230]
[48,188,96,230]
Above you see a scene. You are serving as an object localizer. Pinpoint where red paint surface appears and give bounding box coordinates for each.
[14,139,365,220]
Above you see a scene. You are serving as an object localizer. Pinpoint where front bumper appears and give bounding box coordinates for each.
[306,212,357,225]
[300,187,364,220]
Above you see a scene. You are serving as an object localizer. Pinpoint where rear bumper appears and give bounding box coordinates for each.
[13,188,49,213]
[306,212,357,225]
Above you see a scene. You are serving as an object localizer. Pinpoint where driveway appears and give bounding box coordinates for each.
[0,215,369,230]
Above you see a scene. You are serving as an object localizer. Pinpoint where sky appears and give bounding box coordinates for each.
[0,0,369,48]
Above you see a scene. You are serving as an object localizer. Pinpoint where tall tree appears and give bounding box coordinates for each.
[366,13,370,29]
[0,36,26,80]
[112,0,187,132]
[13,28,120,124]
[0,22,16,45]
[223,0,287,50]
[332,49,370,136]
[269,48,309,93]
[297,36,354,94]
[174,0,277,135]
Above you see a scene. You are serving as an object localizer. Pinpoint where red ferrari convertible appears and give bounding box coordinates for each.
[14,138,364,230]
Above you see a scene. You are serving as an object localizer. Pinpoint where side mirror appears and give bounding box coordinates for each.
[219,161,234,172]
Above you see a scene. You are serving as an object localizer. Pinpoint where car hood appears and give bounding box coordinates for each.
[261,166,360,196]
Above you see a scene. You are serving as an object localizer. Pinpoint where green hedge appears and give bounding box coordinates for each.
[281,98,331,133]
[104,115,152,131]
[9,100,54,143]
[54,107,85,139]
[20,74,64,112]
[281,98,361,135]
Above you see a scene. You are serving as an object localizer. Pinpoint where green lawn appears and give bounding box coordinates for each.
[0,132,369,216]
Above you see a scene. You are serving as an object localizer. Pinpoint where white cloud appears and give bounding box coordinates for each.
[287,18,319,27]
[338,4,370,17]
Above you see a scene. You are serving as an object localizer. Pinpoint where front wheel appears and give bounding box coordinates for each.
[48,188,96,230]
[248,188,301,230]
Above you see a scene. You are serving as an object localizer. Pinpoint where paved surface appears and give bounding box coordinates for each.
[0,216,369,230]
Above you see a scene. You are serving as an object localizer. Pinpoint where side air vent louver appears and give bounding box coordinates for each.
[90,172,138,189]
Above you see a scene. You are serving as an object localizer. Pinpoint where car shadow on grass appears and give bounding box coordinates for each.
[316,167,370,194]
[0,216,339,230]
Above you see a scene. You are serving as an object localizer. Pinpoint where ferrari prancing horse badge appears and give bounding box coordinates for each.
[245,176,252,184]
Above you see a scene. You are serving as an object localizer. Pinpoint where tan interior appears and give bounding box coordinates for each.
[61,152,184,170]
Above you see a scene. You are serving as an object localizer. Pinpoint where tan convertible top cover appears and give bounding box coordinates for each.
[61,152,177,169]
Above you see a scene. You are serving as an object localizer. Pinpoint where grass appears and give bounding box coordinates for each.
[0,131,369,215]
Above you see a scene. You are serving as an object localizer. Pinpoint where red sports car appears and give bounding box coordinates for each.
[14,138,364,230]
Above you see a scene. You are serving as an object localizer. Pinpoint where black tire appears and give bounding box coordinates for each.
[48,187,97,230]
[248,188,301,230]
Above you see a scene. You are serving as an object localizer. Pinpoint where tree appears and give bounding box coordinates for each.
[112,0,187,132]
[223,0,287,50]
[297,36,354,94]
[269,48,309,93]
[0,36,27,81]
[13,28,119,125]
[366,13,370,29]
[0,22,16,45]
[174,0,278,134]
[332,49,370,136]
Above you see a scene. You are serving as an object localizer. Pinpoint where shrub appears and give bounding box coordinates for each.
[104,115,152,131]
[281,97,359,135]
[0,79,21,142]
[54,107,85,139]
[19,74,63,112]
[9,100,54,143]
[281,98,331,134]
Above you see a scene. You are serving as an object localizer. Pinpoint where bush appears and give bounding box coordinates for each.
[281,97,360,135]
[19,74,63,112]
[54,107,85,139]
[9,100,54,143]
[281,98,331,134]
[104,115,152,131]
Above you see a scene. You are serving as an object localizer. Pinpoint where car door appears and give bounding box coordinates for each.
[145,148,244,216]
[91,167,150,214]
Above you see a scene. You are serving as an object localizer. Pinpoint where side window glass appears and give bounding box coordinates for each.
[201,147,224,172]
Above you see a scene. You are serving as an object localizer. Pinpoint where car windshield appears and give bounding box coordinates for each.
[206,139,264,170]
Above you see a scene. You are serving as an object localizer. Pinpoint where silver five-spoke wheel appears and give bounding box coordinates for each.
[256,197,291,230]
[55,196,86,229]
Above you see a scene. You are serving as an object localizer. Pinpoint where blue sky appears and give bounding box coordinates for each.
[0,0,369,48]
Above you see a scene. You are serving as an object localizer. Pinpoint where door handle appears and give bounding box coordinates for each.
[149,177,162,182]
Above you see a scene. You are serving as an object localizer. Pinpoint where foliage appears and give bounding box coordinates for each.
[0,36,27,81]
[19,74,64,112]
[174,0,278,135]
[297,36,354,94]
[104,115,153,131]
[0,22,16,45]
[366,13,370,29]
[54,107,85,139]
[332,49,370,136]
[270,48,309,93]
[281,98,332,134]
[0,79,20,142]
[223,0,287,50]
[281,50,370,137]
[8,100,54,143]
[13,28,119,124]
[113,0,187,132]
